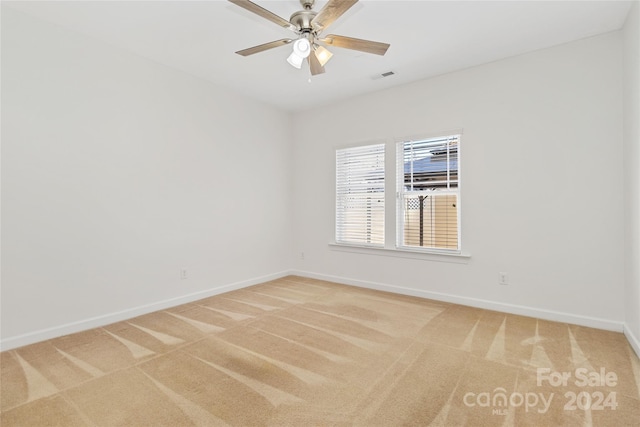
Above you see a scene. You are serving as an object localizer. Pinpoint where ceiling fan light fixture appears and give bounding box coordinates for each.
[292,38,311,58]
[287,37,311,69]
[287,51,305,68]
[313,45,333,67]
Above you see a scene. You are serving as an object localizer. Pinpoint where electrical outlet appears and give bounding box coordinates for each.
[499,272,508,285]
[180,269,188,280]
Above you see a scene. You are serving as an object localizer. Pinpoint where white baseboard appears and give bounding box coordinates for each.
[2,269,630,352]
[624,323,640,359]
[291,270,625,333]
[0,271,290,352]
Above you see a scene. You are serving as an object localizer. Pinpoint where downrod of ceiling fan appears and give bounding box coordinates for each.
[300,0,315,10]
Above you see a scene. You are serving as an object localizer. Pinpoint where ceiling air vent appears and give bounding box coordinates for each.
[372,71,396,80]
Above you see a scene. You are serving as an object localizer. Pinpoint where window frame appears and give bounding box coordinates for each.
[396,134,462,254]
[333,131,467,260]
[335,142,386,247]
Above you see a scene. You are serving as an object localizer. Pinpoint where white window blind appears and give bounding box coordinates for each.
[397,135,460,251]
[336,144,385,246]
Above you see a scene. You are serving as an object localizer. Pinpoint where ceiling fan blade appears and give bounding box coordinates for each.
[321,34,390,56]
[236,39,293,56]
[308,53,325,76]
[228,0,296,32]
[311,0,358,31]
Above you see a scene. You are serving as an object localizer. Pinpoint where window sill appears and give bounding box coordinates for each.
[329,243,471,264]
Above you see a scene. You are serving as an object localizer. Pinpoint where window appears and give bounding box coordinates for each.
[335,132,461,254]
[397,135,460,251]
[335,144,385,246]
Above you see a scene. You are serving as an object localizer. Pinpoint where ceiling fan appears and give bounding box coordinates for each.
[228,0,390,75]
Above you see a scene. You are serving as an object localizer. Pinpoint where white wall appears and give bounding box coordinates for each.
[1,5,634,351]
[0,8,292,349]
[292,32,625,329]
[623,1,640,353]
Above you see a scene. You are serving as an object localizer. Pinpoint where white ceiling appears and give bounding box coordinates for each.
[4,0,634,112]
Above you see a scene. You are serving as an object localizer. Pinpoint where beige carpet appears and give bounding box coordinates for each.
[1,276,639,426]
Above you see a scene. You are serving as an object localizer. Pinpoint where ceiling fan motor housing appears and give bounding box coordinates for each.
[290,9,317,32]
